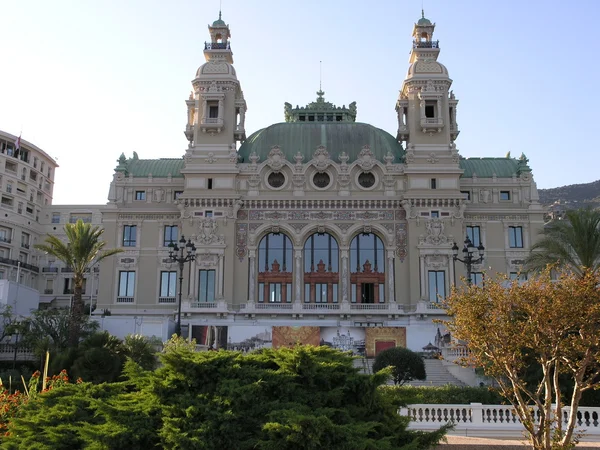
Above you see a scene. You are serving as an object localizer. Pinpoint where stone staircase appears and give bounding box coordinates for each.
[354,357,465,387]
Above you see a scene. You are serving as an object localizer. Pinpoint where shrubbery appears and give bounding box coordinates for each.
[380,384,506,407]
[372,347,426,385]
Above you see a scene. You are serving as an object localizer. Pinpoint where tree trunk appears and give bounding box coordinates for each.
[68,274,85,347]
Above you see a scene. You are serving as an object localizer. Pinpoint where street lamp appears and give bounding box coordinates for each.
[168,235,196,336]
[452,236,485,285]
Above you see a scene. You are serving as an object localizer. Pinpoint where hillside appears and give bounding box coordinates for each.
[538,179,600,208]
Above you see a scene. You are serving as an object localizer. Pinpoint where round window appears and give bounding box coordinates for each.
[358,172,376,188]
[313,172,331,189]
[267,172,285,188]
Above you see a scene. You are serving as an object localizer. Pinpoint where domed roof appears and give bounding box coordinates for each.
[417,17,432,26]
[406,59,448,77]
[238,122,404,163]
[212,11,226,27]
[195,60,237,78]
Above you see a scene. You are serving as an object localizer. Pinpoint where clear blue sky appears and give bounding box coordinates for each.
[1,0,598,205]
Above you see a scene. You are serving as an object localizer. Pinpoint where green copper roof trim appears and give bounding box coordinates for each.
[114,154,184,178]
[238,122,404,163]
[460,155,531,178]
[212,10,226,26]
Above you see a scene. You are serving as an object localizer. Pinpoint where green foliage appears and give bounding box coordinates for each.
[123,334,160,370]
[373,347,426,386]
[525,207,600,275]
[379,385,506,406]
[3,346,447,449]
[34,219,123,346]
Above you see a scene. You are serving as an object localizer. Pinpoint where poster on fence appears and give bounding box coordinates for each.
[272,326,320,348]
[227,326,273,351]
[320,327,366,355]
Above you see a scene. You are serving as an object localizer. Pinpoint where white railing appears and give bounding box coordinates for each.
[116,297,134,303]
[427,302,444,310]
[0,344,36,361]
[158,297,176,304]
[255,303,293,310]
[350,304,388,310]
[400,403,600,440]
[190,302,217,308]
[442,346,471,360]
[302,303,340,310]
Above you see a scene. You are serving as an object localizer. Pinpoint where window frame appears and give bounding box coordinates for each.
[163,225,178,247]
[198,269,216,303]
[508,226,523,248]
[122,225,137,247]
[500,190,511,201]
[118,271,136,298]
[159,271,177,298]
[466,225,481,247]
[428,270,446,302]
[135,191,146,201]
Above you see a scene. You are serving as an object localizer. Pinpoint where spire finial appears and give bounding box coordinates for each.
[422,8,425,19]
[219,0,222,20]
[319,60,322,91]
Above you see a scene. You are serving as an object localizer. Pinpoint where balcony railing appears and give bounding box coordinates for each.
[61,267,73,273]
[204,42,231,50]
[190,302,217,308]
[412,40,439,49]
[116,297,134,303]
[42,267,59,273]
[44,289,53,294]
[0,237,11,243]
[302,303,340,310]
[202,118,223,124]
[20,243,29,249]
[350,304,389,310]
[158,297,176,304]
[0,257,39,273]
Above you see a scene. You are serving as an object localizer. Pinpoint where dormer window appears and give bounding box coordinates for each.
[208,102,219,119]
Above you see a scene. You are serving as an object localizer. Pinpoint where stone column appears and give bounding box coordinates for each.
[341,250,349,303]
[436,98,442,121]
[419,255,426,300]
[387,250,395,303]
[217,254,224,298]
[240,106,246,129]
[218,99,224,120]
[248,250,256,302]
[294,249,302,303]
[202,100,208,121]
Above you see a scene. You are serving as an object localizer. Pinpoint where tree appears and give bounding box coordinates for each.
[2,345,448,449]
[525,208,600,276]
[442,269,600,450]
[34,219,122,346]
[372,347,426,386]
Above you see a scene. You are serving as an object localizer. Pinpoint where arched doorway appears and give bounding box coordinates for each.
[303,232,339,303]
[350,233,385,303]
[258,233,293,303]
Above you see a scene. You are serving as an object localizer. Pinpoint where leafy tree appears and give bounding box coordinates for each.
[122,334,160,370]
[34,220,123,347]
[442,269,600,450]
[372,347,426,386]
[525,208,600,276]
[2,345,448,449]
[20,308,99,358]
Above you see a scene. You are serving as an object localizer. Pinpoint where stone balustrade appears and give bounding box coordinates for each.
[400,403,600,440]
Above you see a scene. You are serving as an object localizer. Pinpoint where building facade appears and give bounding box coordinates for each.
[8,13,545,353]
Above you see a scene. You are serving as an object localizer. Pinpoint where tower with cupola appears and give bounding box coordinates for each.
[181,11,247,193]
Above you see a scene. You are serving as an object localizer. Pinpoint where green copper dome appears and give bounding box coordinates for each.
[212,11,226,26]
[238,122,404,163]
[417,10,432,26]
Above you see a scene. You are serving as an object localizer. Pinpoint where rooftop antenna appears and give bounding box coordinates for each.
[421,0,425,18]
[319,60,322,91]
[219,0,222,19]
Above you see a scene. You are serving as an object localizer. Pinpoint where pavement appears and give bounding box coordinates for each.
[435,435,600,449]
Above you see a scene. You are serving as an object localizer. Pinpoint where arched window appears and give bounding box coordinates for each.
[258,233,292,303]
[303,233,339,303]
[350,233,385,303]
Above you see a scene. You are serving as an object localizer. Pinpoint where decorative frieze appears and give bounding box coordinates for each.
[235,223,248,260]
[247,209,397,221]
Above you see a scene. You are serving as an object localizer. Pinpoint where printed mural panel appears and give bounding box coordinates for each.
[191,325,229,350]
[272,326,320,348]
[365,327,407,357]
[320,327,366,355]
[227,326,273,351]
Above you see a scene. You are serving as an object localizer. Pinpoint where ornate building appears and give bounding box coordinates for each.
[39,12,544,353]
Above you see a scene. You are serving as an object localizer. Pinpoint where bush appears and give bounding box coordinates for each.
[2,345,449,449]
[373,347,426,385]
[379,385,507,407]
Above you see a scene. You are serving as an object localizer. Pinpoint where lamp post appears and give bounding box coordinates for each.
[452,236,485,285]
[168,235,196,336]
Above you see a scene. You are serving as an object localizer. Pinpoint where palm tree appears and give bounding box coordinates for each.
[525,208,600,276]
[35,220,122,347]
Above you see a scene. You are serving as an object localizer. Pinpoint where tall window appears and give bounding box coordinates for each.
[428,270,445,302]
[118,271,136,298]
[350,233,385,303]
[472,272,484,287]
[123,225,137,247]
[303,233,339,303]
[510,272,527,281]
[135,191,146,201]
[164,225,178,246]
[466,225,481,247]
[199,270,216,302]
[159,271,177,299]
[508,226,523,248]
[258,233,293,303]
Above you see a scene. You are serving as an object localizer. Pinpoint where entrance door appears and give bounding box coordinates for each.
[361,283,375,303]
[375,340,396,355]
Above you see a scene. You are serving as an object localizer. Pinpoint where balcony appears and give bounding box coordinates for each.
[302,303,340,311]
[0,257,39,273]
[20,243,29,249]
[116,297,134,303]
[42,267,59,273]
[420,117,444,133]
[61,267,74,273]
[204,42,231,50]
[413,40,439,49]
[158,297,176,304]
[200,117,224,134]
[0,237,11,244]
